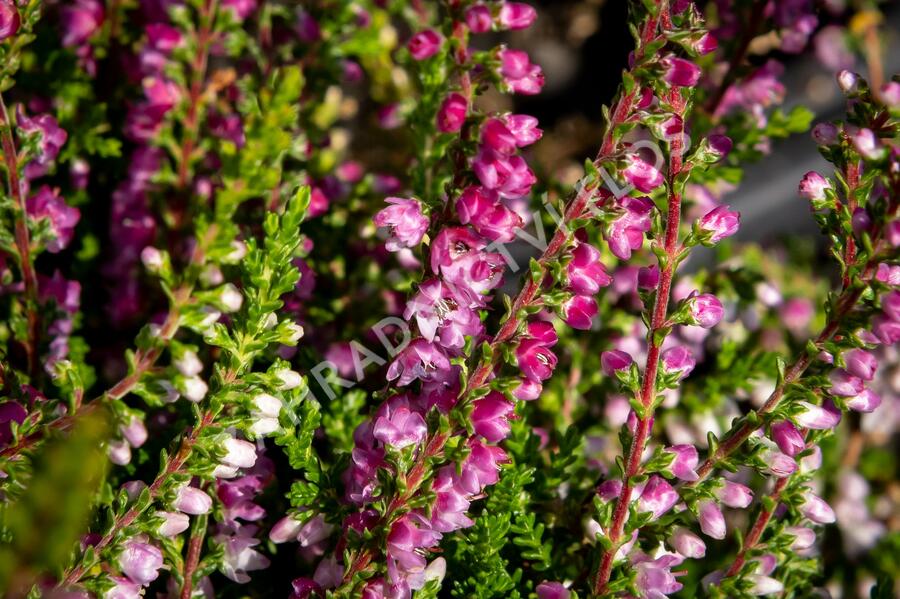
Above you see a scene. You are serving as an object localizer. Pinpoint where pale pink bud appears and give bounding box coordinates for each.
[842,348,877,381]
[785,525,816,550]
[687,292,724,328]
[845,388,881,412]
[155,511,190,537]
[800,491,835,524]
[798,171,831,202]
[670,526,706,558]
[771,421,805,456]
[716,480,753,509]
[698,205,740,242]
[698,499,726,539]
[661,347,695,380]
[175,485,212,515]
[118,541,163,585]
[795,401,841,430]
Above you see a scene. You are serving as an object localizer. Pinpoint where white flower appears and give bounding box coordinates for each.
[181,377,208,403]
[175,350,203,377]
[220,284,243,312]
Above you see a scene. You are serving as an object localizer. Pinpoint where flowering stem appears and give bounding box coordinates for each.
[180,512,208,599]
[591,108,686,597]
[723,476,789,577]
[0,91,40,378]
[58,410,216,589]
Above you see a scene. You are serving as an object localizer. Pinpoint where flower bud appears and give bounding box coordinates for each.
[513,377,542,401]
[664,444,699,481]
[118,540,163,585]
[270,515,303,543]
[407,29,442,61]
[465,4,492,33]
[0,0,20,40]
[811,122,839,146]
[747,574,783,595]
[698,205,740,243]
[221,437,257,469]
[798,171,831,203]
[174,350,203,377]
[219,284,243,312]
[436,93,467,133]
[601,350,634,377]
[842,348,877,381]
[108,439,131,465]
[561,295,597,330]
[795,400,841,430]
[661,56,701,87]
[851,128,886,161]
[275,368,303,390]
[799,491,835,524]
[761,448,797,477]
[140,247,164,272]
[698,499,726,540]
[174,485,212,515]
[155,511,190,537]
[638,265,659,289]
[566,243,612,295]
[845,388,881,412]
[120,416,147,448]
[687,293,724,328]
[771,421,805,456]
[785,525,816,550]
[716,480,753,509]
[181,377,208,403]
[281,321,305,344]
[829,369,863,396]
[636,475,678,519]
[837,70,859,93]
[661,346,695,380]
[669,526,706,558]
[498,2,537,30]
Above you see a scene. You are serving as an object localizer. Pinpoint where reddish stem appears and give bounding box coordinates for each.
[724,476,789,577]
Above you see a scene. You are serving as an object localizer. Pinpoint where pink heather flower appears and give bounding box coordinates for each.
[851,128,886,161]
[670,526,706,558]
[638,265,660,289]
[561,295,597,330]
[407,29,443,60]
[17,107,68,178]
[436,93,467,133]
[372,407,428,449]
[456,186,523,242]
[156,511,190,537]
[118,541,163,585]
[0,401,27,447]
[829,369,864,397]
[471,393,514,442]
[665,444,699,481]
[632,553,684,597]
[883,290,900,321]
[27,186,80,253]
[748,575,784,595]
[881,81,900,107]
[798,171,831,202]
[482,118,519,154]
[800,491,836,524]
[601,349,633,377]
[498,2,537,30]
[174,485,213,515]
[387,339,450,387]
[119,416,147,448]
[852,208,872,234]
[812,122,839,146]
[297,514,334,548]
[465,4,493,33]
[217,525,271,583]
[842,349,877,381]
[687,292,724,328]
[504,114,542,146]
[607,196,654,260]
[623,153,664,193]
[387,514,442,571]
[762,448,798,477]
[430,467,474,532]
[637,475,679,519]
[887,221,900,247]
[430,228,505,305]
[527,320,558,346]
[373,197,429,252]
[498,48,544,95]
[661,346,696,380]
[785,525,816,550]
[771,421,805,457]
[661,56,701,87]
[698,499,726,539]
[780,297,814,331]
[463,439,507,488]
[269,515,303,543]
[220,438,258,470]
[405,279,483,349]
[516,338,558,382]
[566,243,612,295]
[60,0,103,48]
[876,263,900,285]
[716,480,753,509]
[0,0,20,40]
[472,147,537,198]
[837,70,859,94]
[694,31,717,55]
[845,388,881,413]
[536,582,570,599]
[698,205,740,242]
[513,377,542,401]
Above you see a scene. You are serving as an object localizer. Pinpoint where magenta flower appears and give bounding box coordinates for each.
[374,406,427,449]
[465,4,492,33]
[694,31,717,55]
[498,49,544,95]
[463,439,507,488]
[404,279,483,348]
[633,552,684,598]
[716,480,753,509]
[472,147,537,199]
[698,205,740,242]
[386,339,451,387]
[697,499,726,539]
[846,388,881,413]
[118,541,163,585]
[812,122,839,146]
[536,581,570,599]
[26,186,80,253]
[373,197,429,252]
[686,292,724,328]
[670,526,706,558]
[637,475,679,519]
[481,117,519,154]
[388,514,442,573]
[661,56,701,87]
[456,186,523,242]
[504,114,542,146]
[800,491,836,524]
[638,264,660,289]
[0,401,26,447]
[664,444,699,481]
[471,393,514,443]
[561,295,597,330]
[798,171,832,202]
[601,349,634,376]
[436,93,467,133]
[771,421,805,457]
[842,348,877,381]
[0,0,20,40]
[17,107,68,178]
[516,338,558,382]
[498,3,536,30]
[407,29,443,60]
[513,378,542,401]
[221,0,257,20]
[60,0,104,48]
[661,346,696,380]
[607,196,654,260]
[566,243,612,295]
[623,152,664,193]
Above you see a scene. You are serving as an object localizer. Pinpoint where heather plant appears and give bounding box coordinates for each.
[0,0,898,598]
